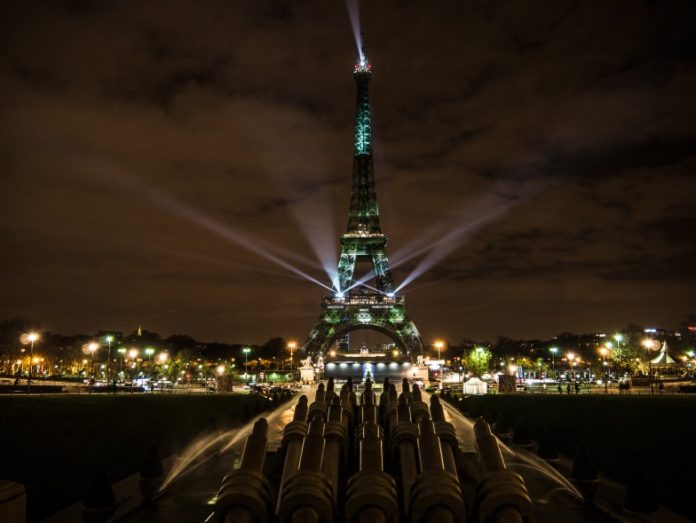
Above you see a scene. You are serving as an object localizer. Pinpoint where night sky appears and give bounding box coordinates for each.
[2,1,695,344]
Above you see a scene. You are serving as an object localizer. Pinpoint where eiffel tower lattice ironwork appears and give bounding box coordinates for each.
[303,54,424,357]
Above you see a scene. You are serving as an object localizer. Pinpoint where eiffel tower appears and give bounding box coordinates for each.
[303,52,424,358]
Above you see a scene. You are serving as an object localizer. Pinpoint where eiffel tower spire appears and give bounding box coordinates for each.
[347,53,381,235]
[336,53,395,294]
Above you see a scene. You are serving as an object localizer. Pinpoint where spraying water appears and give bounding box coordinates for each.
[159,430,232,492]
[159,395,299,492]
[424,390,584,504]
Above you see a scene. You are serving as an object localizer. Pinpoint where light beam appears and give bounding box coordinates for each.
[84,160,333,292]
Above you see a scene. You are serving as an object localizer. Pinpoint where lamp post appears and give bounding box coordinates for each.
[128,348,139,387]
[434,340,445,389]
[242,347,251,383]
[117,347,127,377]
[434,340,444,362]
[642,338,656,392]
[144,348,155,378]
[87,342,99,377]
[613,334,624,374]
[104,335,114,384]
[549,347,558,377]
[599,347,608,394]
[21,332,40,394]
[288,341,297,375]
[603,341,614,380]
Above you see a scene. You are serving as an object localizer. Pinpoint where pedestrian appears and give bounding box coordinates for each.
[566,383,571,395]
[557,383,562,394]
[574,381,580,394]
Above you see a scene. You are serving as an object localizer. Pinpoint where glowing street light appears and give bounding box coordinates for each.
[21,332,40,393]
[434,340,445,363]
[287,341,297,373]
[87,342,99,378]
[242,347,251,382]
[144,348,155,377]
[157,352,169,364]
[642,338,657,390]
[216,364,226,376]
[549,347,558,372]
[104,335,114,384]
[599,347,609,393]
[117,347,127,375]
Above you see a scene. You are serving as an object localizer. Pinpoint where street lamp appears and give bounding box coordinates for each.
[287,341,297,373]
[128,348,139,385]
[21,332,40,394]
[242,347,251,382]
[599,347,608,393]
[144,348,155,377]
[104,335,114,383]
[613,334,623,371]
[642,338,657,392]
[434,340,445,362]
[117,347,127,375]
[87,342,99,378]
[434,340,445,389]
[567,352,575,381]
[549,347,558,375]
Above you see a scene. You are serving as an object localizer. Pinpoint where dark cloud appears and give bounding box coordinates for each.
[1,0,695,342]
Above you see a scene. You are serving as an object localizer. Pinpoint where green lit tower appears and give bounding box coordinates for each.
[303,53,424,358]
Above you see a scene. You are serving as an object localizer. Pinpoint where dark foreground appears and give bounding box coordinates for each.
[0,394,274,521]
[451,393,696,520]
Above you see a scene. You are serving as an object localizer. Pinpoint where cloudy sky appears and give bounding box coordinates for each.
[1,0,695,344]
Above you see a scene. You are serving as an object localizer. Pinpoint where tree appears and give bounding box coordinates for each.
[258,338,287,360]
[464,346,492,376]
[534,357,549,377]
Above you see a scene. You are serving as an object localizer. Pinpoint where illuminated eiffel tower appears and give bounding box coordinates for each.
[303,52,424,358]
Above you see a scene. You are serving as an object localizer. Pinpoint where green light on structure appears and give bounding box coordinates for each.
[354,112,371,155]
[353,71,372,156]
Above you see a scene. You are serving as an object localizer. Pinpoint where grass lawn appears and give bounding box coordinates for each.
[454,394,696,519]
[0,393,274,521]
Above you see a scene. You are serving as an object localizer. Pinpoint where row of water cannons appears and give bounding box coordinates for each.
[214,378,532,522]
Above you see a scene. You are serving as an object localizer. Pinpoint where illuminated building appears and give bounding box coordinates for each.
[303,51,424,363]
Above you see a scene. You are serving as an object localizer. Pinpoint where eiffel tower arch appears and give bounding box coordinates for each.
[303,54,424,358]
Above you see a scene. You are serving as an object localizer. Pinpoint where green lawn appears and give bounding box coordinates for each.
[453,394,696,519]
[0,394,275,521]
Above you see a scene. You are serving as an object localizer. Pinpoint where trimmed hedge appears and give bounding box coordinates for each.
[453,394,696,519]
[0,394,275,521]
